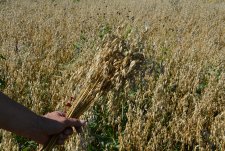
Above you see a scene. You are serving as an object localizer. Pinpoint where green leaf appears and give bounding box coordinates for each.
[0,78,6,90]
[0,54,6,60]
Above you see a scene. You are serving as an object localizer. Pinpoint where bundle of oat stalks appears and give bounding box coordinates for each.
[40,35,144,151]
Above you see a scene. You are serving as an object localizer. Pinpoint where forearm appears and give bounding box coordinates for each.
[0,92,44,140]
[0,92,84,145]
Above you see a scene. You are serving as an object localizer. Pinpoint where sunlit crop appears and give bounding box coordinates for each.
[0,0,224,150]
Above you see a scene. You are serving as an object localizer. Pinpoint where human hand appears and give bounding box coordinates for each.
[36,111,85,145]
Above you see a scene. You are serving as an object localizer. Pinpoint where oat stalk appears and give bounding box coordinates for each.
[40,36,144,151]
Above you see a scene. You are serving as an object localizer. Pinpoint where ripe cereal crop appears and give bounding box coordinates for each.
[0,0,224,150]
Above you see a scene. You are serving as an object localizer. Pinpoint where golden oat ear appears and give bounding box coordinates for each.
[40,34,145,151]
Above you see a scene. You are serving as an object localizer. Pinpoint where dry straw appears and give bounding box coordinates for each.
[40,35,144,151]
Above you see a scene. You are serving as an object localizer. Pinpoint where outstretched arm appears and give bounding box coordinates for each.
[0,92,85,145]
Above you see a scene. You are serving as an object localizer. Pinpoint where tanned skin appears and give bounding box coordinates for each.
[0,92,85,145]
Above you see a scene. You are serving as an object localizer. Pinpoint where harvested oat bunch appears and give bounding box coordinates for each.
[41,35,145,150]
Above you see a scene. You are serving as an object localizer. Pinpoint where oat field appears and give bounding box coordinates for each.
[0,0,224,150]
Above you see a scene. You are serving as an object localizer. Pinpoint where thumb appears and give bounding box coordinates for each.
[64,118,86,128]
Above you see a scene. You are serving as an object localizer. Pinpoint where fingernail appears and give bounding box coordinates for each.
[80,120,87,125]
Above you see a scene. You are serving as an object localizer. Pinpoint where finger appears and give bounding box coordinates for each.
[56,111,66,117]
[64,119,86,128]
[63,127,73,135]
[57,134,67,145]
[59,133,67,140]
[57,139,65,145]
